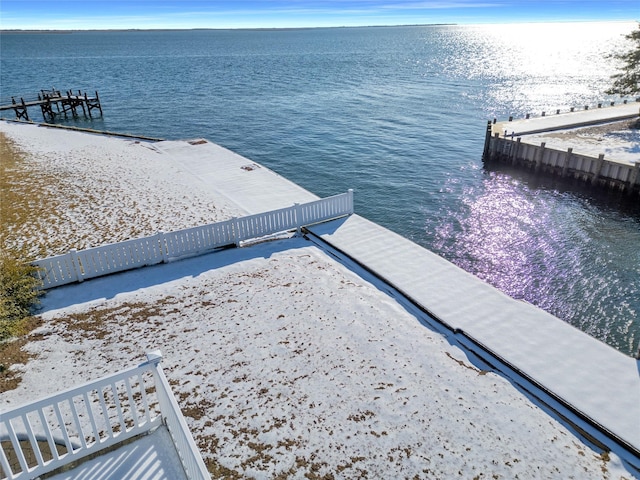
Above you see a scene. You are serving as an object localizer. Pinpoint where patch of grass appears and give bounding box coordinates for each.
[0,131,108,258]
[1,133,49,258]
[204,457,243,479]
[0,132,44,341]
[50,300,178,343]
[0,250,42,342]
[180,398,215,422]
[0,133,47,391]
[347,410,376,422]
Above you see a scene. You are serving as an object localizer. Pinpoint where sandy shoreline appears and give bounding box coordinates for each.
[0,121,634,478]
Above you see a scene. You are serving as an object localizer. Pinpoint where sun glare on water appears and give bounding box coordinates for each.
[450,21,635,112]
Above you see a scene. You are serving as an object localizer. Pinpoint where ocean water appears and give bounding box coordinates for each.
[1,23,639,356]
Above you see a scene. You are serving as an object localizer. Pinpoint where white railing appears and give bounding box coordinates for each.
[0,351,209,480]
[146,352,209,480]
[33,190,354,289]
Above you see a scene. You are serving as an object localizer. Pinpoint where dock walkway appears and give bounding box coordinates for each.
[151,137,639,464]
[493,101,640,137]
[306,215,640,463]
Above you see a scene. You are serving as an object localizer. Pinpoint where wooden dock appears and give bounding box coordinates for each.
[0,88,102,122]
[483,101,640,195]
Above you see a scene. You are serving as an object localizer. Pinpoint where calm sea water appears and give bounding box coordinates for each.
[1,23,639,356]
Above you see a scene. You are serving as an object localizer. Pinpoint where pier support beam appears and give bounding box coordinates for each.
[12,98,30,121]
[491,133,500,158]
[40,100,57,122]
[86,91,103,117]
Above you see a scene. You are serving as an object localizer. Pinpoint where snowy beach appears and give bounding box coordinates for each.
[0,121,635,478]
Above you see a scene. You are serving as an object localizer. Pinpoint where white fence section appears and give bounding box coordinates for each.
[0,351,209,480]
[33,190,354,289]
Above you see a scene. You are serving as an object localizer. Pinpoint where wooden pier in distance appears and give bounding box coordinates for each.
[483,100,640,195]
[0,89,103,122]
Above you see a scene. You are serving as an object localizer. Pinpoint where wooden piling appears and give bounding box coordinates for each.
[482,120,492,159]
[511,137,521,163]
[628,162,640,195]
[534,142,546,173]
[12,98,30,121]
[592,154,605,185]
[561,148,572,178]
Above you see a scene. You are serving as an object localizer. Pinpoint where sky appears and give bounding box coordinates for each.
[1,0,638,30]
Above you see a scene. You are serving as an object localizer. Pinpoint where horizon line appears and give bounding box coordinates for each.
[2,19,636,34]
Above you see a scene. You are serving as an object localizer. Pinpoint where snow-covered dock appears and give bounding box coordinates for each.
[307,215,640,461]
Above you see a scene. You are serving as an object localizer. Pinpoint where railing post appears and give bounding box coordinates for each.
[348,189,354,214]
[146,349,163,365]
[145,349,168,412]
[232,217,241,246]
[70,248,83,283]
[156,231,169,263]
[294,203,302,235]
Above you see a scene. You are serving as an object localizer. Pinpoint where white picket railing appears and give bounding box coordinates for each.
[33,190,354,289]
[0,351,209,480]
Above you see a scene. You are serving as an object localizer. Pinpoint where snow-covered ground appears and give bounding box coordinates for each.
[0,121,634,478]
[1,123,243,258]
[522,120,640,163]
